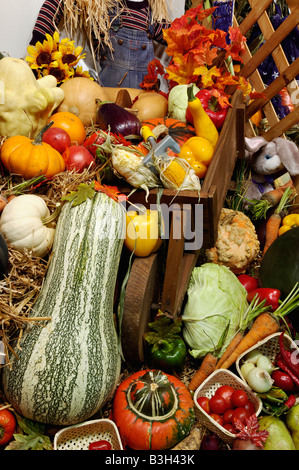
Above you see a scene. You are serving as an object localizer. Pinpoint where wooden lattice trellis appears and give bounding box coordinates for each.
[191,0,299,140]
[191,0,299,200]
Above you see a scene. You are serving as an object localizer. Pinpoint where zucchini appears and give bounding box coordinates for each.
[2,192,125,425]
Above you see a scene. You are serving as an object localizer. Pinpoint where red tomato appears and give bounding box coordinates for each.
[223,408,234,424]
[209,413,224,426]
[272,370,294,392]
[42,126,71,154]
[197,396,210,414]
[62,145,95,173]
[215,385,234,409]
[237,274,259,293]
[232,407,250,425]
[209,394,228,415]
[244,400,255,416]
[88,439,112,450]
[223,423,236,434]
[0,409,16,446]
[231,389,248,408]
[83,132,107,157]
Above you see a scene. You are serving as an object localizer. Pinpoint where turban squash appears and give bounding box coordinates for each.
[112,369,195,450]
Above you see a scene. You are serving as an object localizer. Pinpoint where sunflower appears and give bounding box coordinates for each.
[26,36,55,69]
[73,66,93,80]
[53,41,86,67]
[42,58,75,83]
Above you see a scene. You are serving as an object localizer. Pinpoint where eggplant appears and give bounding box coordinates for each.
[96,101,141,138]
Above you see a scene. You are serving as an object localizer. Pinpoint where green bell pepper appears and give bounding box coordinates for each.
[150,337,187,373]
[144,312,187,373]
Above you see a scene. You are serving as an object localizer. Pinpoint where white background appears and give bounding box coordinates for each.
[0,0,44,58]
[0,0,185,59]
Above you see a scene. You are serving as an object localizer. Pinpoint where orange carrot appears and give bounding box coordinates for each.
[215,331,244,370]
[263,212,282,255]
[188,353,218,392]
[261,187,285,206]
[219,313,280,370]
[263,186,294,255]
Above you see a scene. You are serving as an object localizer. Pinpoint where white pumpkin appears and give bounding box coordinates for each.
[0,195,56,257]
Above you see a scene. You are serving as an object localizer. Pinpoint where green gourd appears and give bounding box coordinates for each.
[2,192,125,425]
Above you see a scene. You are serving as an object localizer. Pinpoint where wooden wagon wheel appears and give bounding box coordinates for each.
[121,252,161,364]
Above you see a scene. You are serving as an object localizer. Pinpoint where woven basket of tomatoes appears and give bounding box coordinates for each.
[53,419,123,450]
[194,369,262,444]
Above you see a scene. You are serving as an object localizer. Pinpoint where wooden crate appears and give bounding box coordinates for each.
[121,90,245,362]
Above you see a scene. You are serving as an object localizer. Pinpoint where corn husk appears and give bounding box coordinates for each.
[156,155,201,193]
[111,147,161,197]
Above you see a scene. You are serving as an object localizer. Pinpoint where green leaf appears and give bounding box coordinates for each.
[144,313,183,345]
[5,415,53,451]
[61,182,96,206]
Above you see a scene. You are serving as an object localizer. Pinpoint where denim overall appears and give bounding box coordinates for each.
[98,11,155,89]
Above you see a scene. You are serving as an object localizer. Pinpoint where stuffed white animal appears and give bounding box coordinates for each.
[245,136,299,176]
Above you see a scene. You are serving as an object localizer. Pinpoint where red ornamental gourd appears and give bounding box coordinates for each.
[112,369,195,450]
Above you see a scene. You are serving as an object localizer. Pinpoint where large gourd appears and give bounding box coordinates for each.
[2,192,125,425]
[0,57,64,138]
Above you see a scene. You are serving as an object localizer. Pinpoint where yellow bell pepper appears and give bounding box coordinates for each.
[178,136,214,178]
[187,85,219,148]
[125,209,162,257]
[279,213,299,236]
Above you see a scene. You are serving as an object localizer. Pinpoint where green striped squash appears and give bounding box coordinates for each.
[2,192,125,426]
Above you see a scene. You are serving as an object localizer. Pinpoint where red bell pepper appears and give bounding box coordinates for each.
[237,274,259,293]
[186,89,228,129]
[247,287,281,311]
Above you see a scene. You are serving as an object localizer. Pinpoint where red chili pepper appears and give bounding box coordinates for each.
[88,439,112,450]
[279,331,299,379]
[186,89,228,129]
[276,354,299,388]
[284,394,296,410]
[237,274,259,293]
[247,288,281,311]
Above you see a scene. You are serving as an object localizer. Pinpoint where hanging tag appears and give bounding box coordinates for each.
[0,340,5,364]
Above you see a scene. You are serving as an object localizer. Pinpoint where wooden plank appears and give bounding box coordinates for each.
[160,205,187,316]
[261,105,299,140]
[122,253,160,363]
[246,57,299,118]
[286,0,298,14]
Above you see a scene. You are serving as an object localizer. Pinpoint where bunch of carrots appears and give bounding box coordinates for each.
[246,182,296,256]
[188,283,299,392]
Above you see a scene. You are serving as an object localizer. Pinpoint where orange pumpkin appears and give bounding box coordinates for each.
[141,118,196,147]
[112,369,195,450]
[0,122,66,180]
[49,111,86,145]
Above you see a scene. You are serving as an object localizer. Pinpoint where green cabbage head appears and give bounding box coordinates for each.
[182,264,248,359]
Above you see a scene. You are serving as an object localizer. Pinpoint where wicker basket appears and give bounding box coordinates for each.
[193,369,262,444]
[53,419,123,450]
[236,332,299,383]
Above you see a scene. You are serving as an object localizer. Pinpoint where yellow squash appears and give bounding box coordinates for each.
[187,85,219,148]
